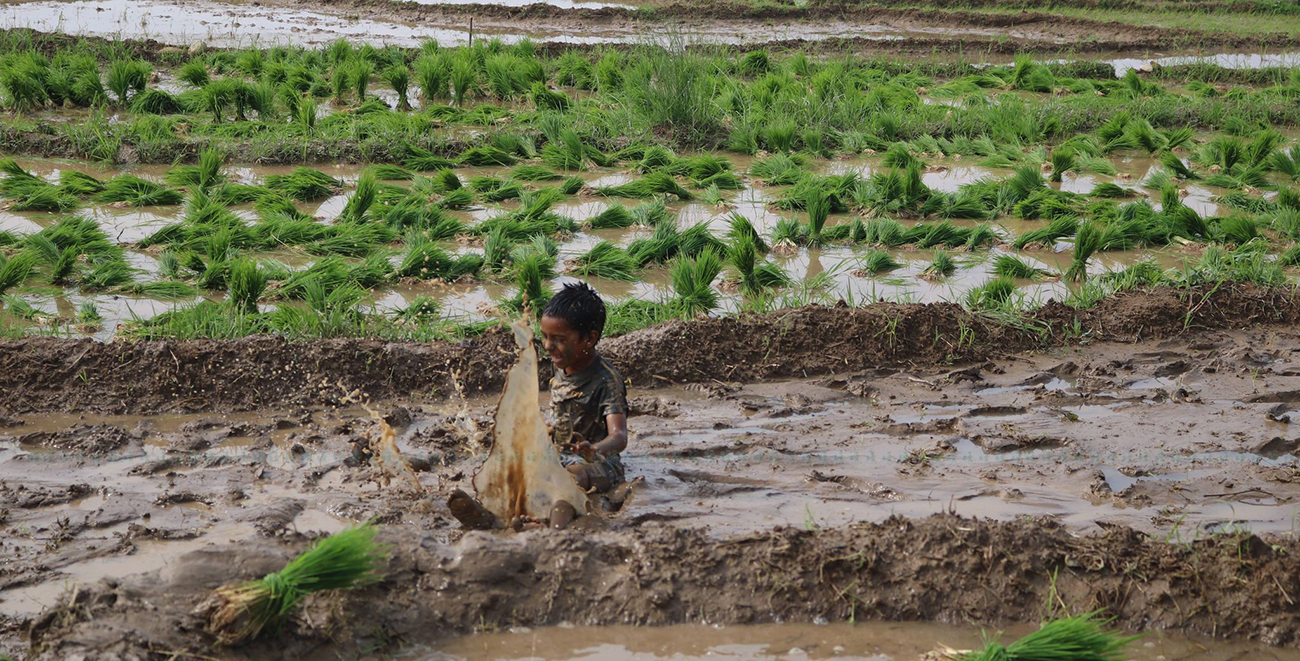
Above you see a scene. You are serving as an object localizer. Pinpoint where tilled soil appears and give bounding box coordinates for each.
[3,286,1300,657]
[0,284,1294,415]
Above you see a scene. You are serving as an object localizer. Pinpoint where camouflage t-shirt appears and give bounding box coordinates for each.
[550,354,627,448]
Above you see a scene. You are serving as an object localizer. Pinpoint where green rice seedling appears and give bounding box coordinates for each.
[415,54,450,101]
[1269,146,1300,180]
[482,181,525,203]
[883,144,922,170]
[331,65,350,105]
[509,165,562,182]
[559,176,585,196]
[178,61,209,88]
[131,88,181,114]
[505,243,556,313]
[58,170,104,196]
[437,187,475,210]
[264,167,341,201]
[993,254,1050,280]
[1003,165,1046,206]
[700,184,725,207]
[2,294,40,320]
[555,51,594,90]
[393,295,441,323]
[125,280,200,300]
[451,59,476,106]
[965,276,1016,311]
[1014,215,1079,249]
[586,204,634,230]
[531,82,569,112]
[954,611,1138,661]
[727,232,788,297]
[595,172,693,201]
[0,158,45,198]
[1091,183,1133,198]
[770,216,806,247]
[726,212,768,253]
[82,256,136,290]
[96,175,183,206]
[1160,152,1196,180]
[637,145,676,173]
[922,250,956,279]
[572,241,639,281]
[107,59,150,104]
[398,235,482,280]
[856,250,901,275]
[670,249,723,317]
[75,300,100,324]
[352,59,373,102]
[166,148,226,190]
[629,199,670,228]
[678,222,726,259]
[761,119,797,153]
[11,184,79,212]
[804,186,831,247]
[627,218,682,266]
[1279,244,1300,267]
[368,164,414,181]
[541,129,589,171]
[458,146,517,167]
[1049,149,1075,183]
[694,170,743,190]
[1066,221,1102,282]
[404,147,456,172]
[384,65,412,111]
[0,252,35,295]
[667,154,731,181]
[1245,129,1283,169]
[338,171,379,223]
[204,523,387,645]
[228,259,268,313]
[295,97,317,133]
[1215,215,1259,245]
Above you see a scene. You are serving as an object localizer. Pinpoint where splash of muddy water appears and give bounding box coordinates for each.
[473,320,590,521]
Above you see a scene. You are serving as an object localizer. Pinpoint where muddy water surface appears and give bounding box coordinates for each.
[435,621,1300,660]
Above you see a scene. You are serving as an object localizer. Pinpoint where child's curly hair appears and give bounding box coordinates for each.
[542,282,606,337]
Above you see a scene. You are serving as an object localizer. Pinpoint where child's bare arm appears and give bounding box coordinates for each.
[568,413,627,459]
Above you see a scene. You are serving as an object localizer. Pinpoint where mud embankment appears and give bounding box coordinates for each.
[1,284,1296,415]
[26,514,1300,659]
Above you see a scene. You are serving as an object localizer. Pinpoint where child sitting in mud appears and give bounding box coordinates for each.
[448,282,628,530]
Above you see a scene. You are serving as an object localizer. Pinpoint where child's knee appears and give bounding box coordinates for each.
[566,462,591,488]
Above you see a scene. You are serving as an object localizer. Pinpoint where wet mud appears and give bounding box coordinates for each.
[4,287,1300,657]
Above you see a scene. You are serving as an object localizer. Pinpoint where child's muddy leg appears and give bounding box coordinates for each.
[550,499,577,529]
[447,488,498,530]
[566,463,592,490]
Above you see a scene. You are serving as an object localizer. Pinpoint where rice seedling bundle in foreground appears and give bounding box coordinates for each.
[203,523,387,645]
[952,611,1138,661]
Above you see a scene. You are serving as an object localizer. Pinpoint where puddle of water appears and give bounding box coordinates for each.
[432,621,1300,660]
[1103,51,1300,77]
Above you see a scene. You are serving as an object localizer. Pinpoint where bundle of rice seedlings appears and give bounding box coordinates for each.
[0,158,45,198]
[1215,215,1258,245]
[308,223,393,257]
[125,280,201,299]
[1279,244,1300,267]
[1090,183,1132,198]
[678,222,726,259]
[861,218,907,248]
[437,187,475,210]
[166,148,226,190]
[106,59,150,104]
[383,65,412,111]
[263,167,341,201]
[337,170,378,223]
[953,612,1138,661]
[96,175,183,206]
[586,204,634,230]
[398,236,483,280]
[0,252,36,294]
[12,185,79,212]
[1159,152,1196,180]
[993,254,1051,280]
[178,61,209,88]
[368,164,414,181]
[510,165,563,182]
[559,175,585,196]
[1065,221,1101,282]
[1002,165,1046,205]
[804,186,831,247]
[854,250,901,276]
[965,277,1016,310]
[458,146,517,167]
[629,199,670,227]
[58,170,105,197]
[405,147,457,172]
[505,249,555,313]
[451,59,477,106]
[203,523,387,645]
[228,258,268,313]
[82,256,136,290]
[595,172,694,201]
[1013,215,1079,250]
[1269,146,1300,180]
[572,241,639,281]
[636,145,677,172]
[923,250,956,279]
[531,81,569,111]
[726,212,768,253]
[415,54,450,101]
[670,249,723,317]
[1049,149,1075,183]
[627,217,682,266]
[667,154,732,180]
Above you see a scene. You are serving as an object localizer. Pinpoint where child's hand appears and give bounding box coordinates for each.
[567,439,602,461]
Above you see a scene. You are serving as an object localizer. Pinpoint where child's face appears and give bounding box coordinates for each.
[540,315,599,374]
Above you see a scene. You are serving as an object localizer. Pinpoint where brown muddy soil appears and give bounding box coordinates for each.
[3,286,1300,657]
[0,284,1295,415]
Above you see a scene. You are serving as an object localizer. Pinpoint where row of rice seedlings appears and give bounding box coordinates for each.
[397,232,484,281]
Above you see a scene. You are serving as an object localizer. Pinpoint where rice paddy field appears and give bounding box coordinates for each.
[1,0,1300,658]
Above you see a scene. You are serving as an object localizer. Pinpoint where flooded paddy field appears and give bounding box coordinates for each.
[0,21,1299,661]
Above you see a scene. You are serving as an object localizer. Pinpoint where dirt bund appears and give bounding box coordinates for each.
[1,284,1296,416]
[26,513,1300,658]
